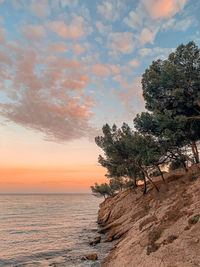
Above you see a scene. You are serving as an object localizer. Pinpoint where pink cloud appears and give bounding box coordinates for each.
[30,0,50,18]
[139,28,158,45]
[0,19,6,45]
[110,65,120,74]
[22,25,46,41]
[143,0,187,19]
[48,42,67,54]
[0,35,96,142]
[46,16,84,39]
[116,76,145,119]
[62,73,90,91]
[46,57,83,70]
[108,32,135,54]
[0,50,13,84]
[92,64,110,76]
[128,59,140,67]
[73,43,85,55]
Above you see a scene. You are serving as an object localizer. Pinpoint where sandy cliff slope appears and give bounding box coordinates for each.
[98,166,200,267]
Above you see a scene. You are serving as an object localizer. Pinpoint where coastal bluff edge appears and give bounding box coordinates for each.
[97,165,200,267]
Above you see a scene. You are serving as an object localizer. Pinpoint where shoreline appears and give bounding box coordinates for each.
[97,166,200,267]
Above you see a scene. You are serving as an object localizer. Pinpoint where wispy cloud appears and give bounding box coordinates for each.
[0,20,96,142]
[46,16,85,39]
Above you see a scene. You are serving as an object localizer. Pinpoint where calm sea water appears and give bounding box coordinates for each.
[0,194,110,267]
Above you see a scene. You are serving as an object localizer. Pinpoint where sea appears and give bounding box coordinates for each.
[0,194,112,267]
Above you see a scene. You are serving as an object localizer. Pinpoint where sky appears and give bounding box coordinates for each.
[0,0,200,193]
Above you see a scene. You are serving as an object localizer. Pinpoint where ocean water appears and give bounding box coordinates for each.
[0,194,111,267]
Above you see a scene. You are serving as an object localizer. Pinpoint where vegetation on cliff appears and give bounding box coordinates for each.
[91,41,200,196]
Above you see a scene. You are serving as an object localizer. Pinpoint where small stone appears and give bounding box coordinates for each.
[89,236,101,245]
[105,236,113,242]
[86,254,98,260]
[81,256,87,260]
[91,228,98,232]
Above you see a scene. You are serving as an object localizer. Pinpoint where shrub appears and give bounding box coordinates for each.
[189,174,198,181]
[188,214,200,225]
[146,243,160,255]
[90,183,112,198]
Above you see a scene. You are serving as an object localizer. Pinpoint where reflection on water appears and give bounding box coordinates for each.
[0,194,111,266]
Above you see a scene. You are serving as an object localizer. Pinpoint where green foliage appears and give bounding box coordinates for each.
[150,170,167,178]
[90,182,112,198]
[169,156,187,171]
[135,41,200,163]
[92,41,200,197]
[189,174,198,181]
[146,243,160,255]
[169,160,182,171]
[95,123,142,188]
[163,235,178,245]
[109,178,124,192]
[95,123,162,194]
[91,178,125,198]
[188,214,200,225]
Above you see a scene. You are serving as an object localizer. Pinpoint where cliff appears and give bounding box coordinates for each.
[98,165,200,267]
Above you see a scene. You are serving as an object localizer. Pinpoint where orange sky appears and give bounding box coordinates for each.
[0,124,107,193]
[0,165,107,193]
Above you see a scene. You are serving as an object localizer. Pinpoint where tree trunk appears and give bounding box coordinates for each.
[191,141,199,163]
[133,177,138,188]
[142,172,147,195]
[181,161,188,172]
[157,165,166,183]
[145,171,159,192]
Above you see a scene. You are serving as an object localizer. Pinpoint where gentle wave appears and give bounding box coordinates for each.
[0,194,110,266]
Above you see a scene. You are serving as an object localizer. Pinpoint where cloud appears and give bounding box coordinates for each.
[92,64,110,76]
[161,16,194,32]
[123,10,143,30]
[139,28,158,45]
[60,0,79,8]
[22,25,46,41]
[48,42,67,54]
[143,0,187,19]
[139,46,174,59]
[61,72,90,90]
[97,0,124,22]
[110,65,120,74]
[73,43,85,55]
[128,59,140,67]
[0,19,6,45]
[30,0,51,18]
[96,21,112,35]
[0,35,96,142]
[46,16,84,39]
[124,0,187,47]
[115,76,145,119]
[108,32,135,54]
[173,16,195,31]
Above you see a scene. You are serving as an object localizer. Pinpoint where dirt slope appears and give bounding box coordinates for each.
[98,166,200,267]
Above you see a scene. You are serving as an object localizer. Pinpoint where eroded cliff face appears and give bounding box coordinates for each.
[98,166,200,267]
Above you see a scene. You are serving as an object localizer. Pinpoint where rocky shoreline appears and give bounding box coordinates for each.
[96,166,200,267]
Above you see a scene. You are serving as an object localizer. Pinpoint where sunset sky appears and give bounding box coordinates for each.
[0,0,200,193]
